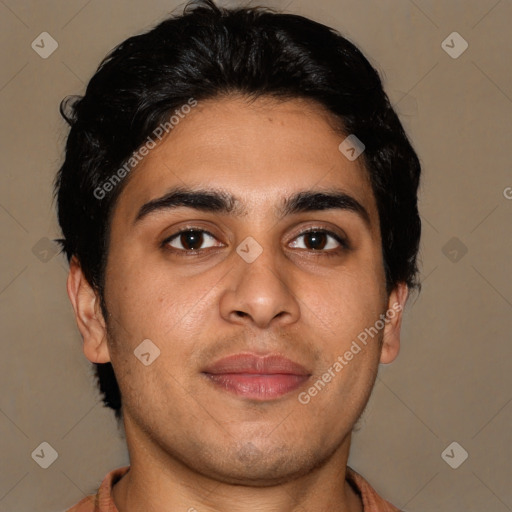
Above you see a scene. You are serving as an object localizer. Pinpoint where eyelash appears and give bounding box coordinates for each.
[160,227,349,257]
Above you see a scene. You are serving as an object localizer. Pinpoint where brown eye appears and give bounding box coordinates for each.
[165,229,219,251]
[303,232,328,250]
[289,230,346,251]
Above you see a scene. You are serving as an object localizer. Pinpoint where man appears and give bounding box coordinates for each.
[55,1,421,510]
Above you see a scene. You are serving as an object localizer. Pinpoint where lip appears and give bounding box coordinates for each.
[202,353,311,401]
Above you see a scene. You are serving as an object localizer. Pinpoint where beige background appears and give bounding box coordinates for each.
[0,0,511,510]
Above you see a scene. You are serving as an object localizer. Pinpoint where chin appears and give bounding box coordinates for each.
[189,440,327,487]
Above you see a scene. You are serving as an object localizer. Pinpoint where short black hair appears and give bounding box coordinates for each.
[54,0,422,421]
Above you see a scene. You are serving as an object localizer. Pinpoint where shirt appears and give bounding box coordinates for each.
[66,465,401,512]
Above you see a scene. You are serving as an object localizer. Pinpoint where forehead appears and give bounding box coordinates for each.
[112,95,378,228]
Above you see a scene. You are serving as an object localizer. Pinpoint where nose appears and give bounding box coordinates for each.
[219,244,301,330]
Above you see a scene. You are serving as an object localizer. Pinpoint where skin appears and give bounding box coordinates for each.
[67,95,408,512]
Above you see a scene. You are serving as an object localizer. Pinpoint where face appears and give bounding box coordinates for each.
[69,95,407,486]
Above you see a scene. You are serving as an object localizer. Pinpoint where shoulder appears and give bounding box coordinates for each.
[346,466,403,512]
[65,495,96,512]
[64,466,130,512]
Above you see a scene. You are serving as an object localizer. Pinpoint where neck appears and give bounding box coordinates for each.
[112,417,362,512]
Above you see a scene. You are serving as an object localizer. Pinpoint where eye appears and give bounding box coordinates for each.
[164,229,221,252]
[162,227,348,255]
[289,229,347,252]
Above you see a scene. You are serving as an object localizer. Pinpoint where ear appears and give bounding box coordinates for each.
[66,256,111,363]
[380,282,409,365]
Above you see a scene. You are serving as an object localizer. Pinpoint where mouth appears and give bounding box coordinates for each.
[201,353,311,401]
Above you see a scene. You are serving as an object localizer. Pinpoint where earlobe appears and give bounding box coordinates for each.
[380,282,409,365]
[66,256,111,364]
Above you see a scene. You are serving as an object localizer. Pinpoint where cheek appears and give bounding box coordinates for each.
[301,266,385,401]
[308,266,385,341]
[104,253,223,362]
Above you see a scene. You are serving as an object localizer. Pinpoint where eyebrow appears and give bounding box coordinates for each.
[134,186,371,227]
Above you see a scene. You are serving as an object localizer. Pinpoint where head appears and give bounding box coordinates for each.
[55,0,420,485]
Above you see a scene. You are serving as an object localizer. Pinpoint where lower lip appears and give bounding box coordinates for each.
[204,373,310,400]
